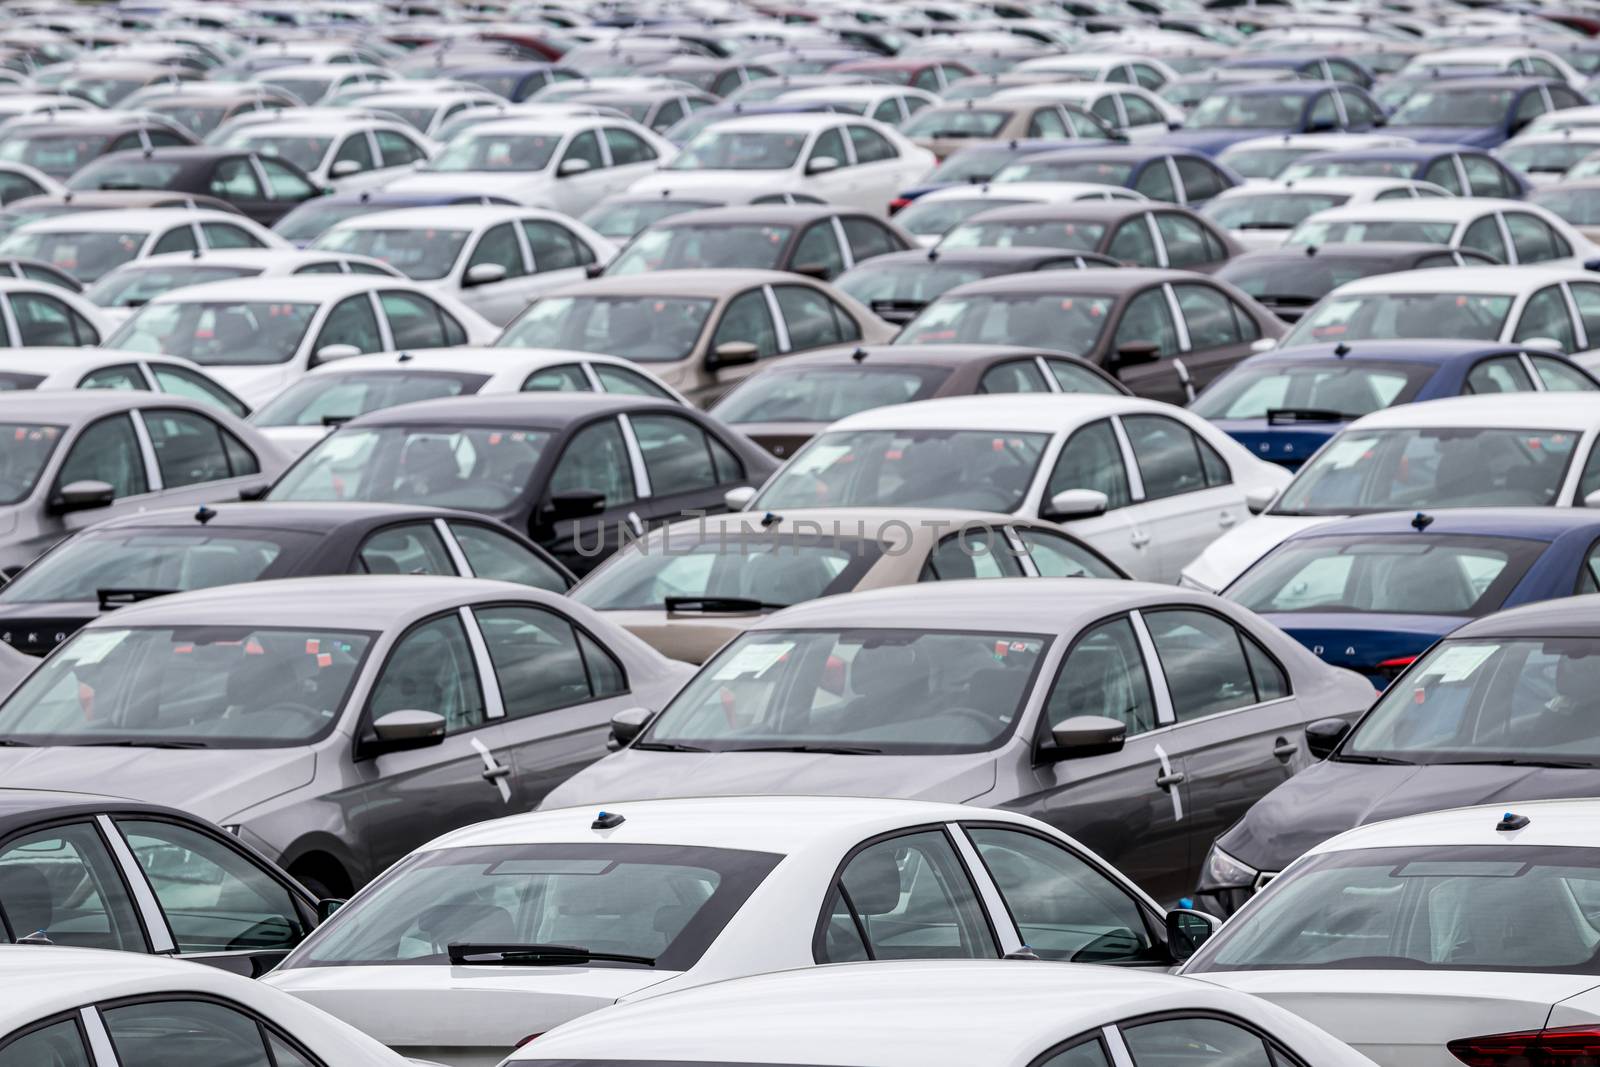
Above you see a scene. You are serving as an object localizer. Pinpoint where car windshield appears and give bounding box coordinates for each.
[926,147,1016,184]
[1281,157,1419,182]
[0,230,149,283]
[993,159,1133,184]
[1216,145,1315,180]
[378,105,440,131]
[668,129,807,171]
[714,366,946,425]
[1206,193,1349,231]
[150,104,230,137]
[274,201,391,244]
[1188,91,1309,128]
[754,428,1049,512]
[835,261,992,307]
[1287,218,1457,247]
[1338,637,1600,765]
[0,134,113,178]
[1187,844,1600,974]
[0,423,61,505]
[498,296,715,363]
[66,158,186,193]
[263,77,333,104]
[428,131,560,172]
[642,627,1050,753]
[894,197,1033,239]
[1532,186,1600,226]
[1191,360,1433,420]
[1283,292,1512,346]
[1216,255,1409,307]
[313,227,470,281]
[580,199,716,241]
[0,625,373,747]
[269,426,553,510]
[85,264,262,309]
[609,224,795,274]
[0,528,317,604]
[252,371,490,427]
[1227,534,1541,616]
[940,217,1105,252]
[1271,427,1577,516]
[1392,87,1515,127]
[902,107,1010,138]
[898,293,1113,352]
[1500,140,1599,176]
[288,841,781,968]
[108,300,319,366]
[229,134,332,173]
[1566,154,1600,181]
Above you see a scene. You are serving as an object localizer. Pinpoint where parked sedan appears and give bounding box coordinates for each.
[0,208,288,285]
[273,190,523,247]
[64,147,323,227]
[1382,75,1587,148]
[991,84,1185,143]
[993,145,1241,206]
[1203,178,1453,252]
[899,99,1122,160]
[1215,133,1418,183]
[0,119,197,181]
[218,117,437,192]
[0,277,106,346]
[893,183,1145,249]
[544,578,1372,903]
[578,188,827,242]
[1214,242,1500,324]
[266,796,1190,1066]
[836,246,1123,324]
[1280,145,1533,198]
[1529,178,1600,242]
[939,202,1245,275]
[0,347,247,416]
[1285,198,1594,266]
[0,575,689,896]
[1164,81,1388,157]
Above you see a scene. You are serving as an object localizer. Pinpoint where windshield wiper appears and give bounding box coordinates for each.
[1333,753,1415,765]
[731,743,885,754]
[0,739,33,747]
[1236,221,1295,230]
[73,738,209,749]
[663,596,787,613]
[1266,408,1354,425]
[1441,757,1599,769]
[447,943,656,967]
[629,740,711,752]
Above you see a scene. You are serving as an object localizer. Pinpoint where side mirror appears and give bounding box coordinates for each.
[545,488,607,521]
[50,479,114,514]
[608,706,653,750]
[708,340,759,370]
[1244,485,1277,515]
[1521,335,1566,353]
[314,343,362,364]
[558,157,592,177]
[364,709,446,756]
[790,262,831,280]
[1305,717,1351,759]
[1303,118,1336,133]
[1041,488,1108,521]
[1165,120,1182,132]
[1585,257,1600,273]
[316,898,347,923]
[724,485,755,510]
[329,159,362,178]
[1112,341,1159,373]
[584,262,605,279]
[1585,488,1600,509]
[1040,715,1126,762]
[1166,908,1222,963]
[806,155,840,175]
[1249,337,1278,354]
[464,262,508,287]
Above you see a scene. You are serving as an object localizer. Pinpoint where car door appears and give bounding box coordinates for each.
[805,126,859,208]
[47,412,162,543]
[1106,285,1186,403]
[1039,419,1145,576]
[1010,614,1190,903]
[845,124,908,213]
[1115,412,1239,582]
[534,415,640,573]
[1117,91,1170,142]
[135,407,266,507]
[456,221,531,326]
[547,129,608,216]
[1171,282,1259,394]
[352,609,521,873]
[601,125,664,197]
[701,287,784,404]
[627,410,745,528]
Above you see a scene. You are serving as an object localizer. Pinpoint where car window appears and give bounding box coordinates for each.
[10,292,96,346]
[450,522,569,591]
[921,528,1027,580]
[819,830,996,963]
[775,284,849,350]
[117,819,304,954]
[1121,1017,1277,1067]
[1047,419,1131,509]
[1514,87,1548,124]
[0,1018,93,1067]
[523,220,591,272]
[1122,414,1209,500]
[521,363,589,391]
[563,130,604,170]
[258,157,314,200]
[549,417,635,507]
[142,408,233,487]
[334,132,375,170]
[1121,92,1163,127]
[1466,354,1535,393]
[1144,608,1287,721]
[792,221,847,278]
[1114,287,1180,358]
[603,126,656,166]
[654,98,684,132]
[315,294,383,356]
[1045,615,1156,734]
[1308,91,1340,130]
[1046,359,1117,394]
[0,822,144,949]
[1107,217,1158,265]
[1422,156,1464,195]
[466,223,527,280]
[368,613,486,734]
[1156,212,1217,269]
[356,522,455,575]
[594,362,676,399]
[1175,157,1227,202]
[1340,89,1380,128]
[1512,284,1577,351]
[1505,212,1569,264]
[1570,282,1600,344]
[711,288,781,358]
[966,826,1153,963]
[79,363,146,391]
[873,99,902,124]
[100,999,287,1067]
[1175,284,1243,350]
[201,223,264,250]
[380,290,453,349]
[1461,153,1511,197]
[981,359,1051,394]
[811,126,849,169]
[375,128,425,166]
[1036,1037,1114,1067]
[58,413,147,499]
[847,125,897,164]
[841,217,902,262]
[210,157,262,199]
[151,225,199,255]
[475,605,595,717]
[1028,107,1067,138]
[1133,161,1176,202]
[1459,215,1507,263]
[632,413,721,496]
[1017,527,1119,578]
[1532,354,1596,391]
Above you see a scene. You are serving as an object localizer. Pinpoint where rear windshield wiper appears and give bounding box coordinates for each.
[1266,408,1353,425]
[98,588,176,610]
[73,738,209,749]
[1333,753,1414,765]
[447,943,656,967]
[664,596,787,613]
[731,743,885,755]
[321,414,355,427]
[1236,221,1295,230]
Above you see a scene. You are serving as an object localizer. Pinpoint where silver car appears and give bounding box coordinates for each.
[0,392,288,574]
[0,575,691,897]
[542,578,1376,904]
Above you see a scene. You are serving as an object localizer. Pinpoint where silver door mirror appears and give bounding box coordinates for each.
[1245,485,1277,514]
[464,262,508,287]
[315,343,362,364]
[1045,715,1127,761]
[366,709,446,755]
[1522,336,1566,353]
[1249,337,1278,353]
[1042,488,1109,521]
[329,159,362,178]
[558,157,592,176]
[806,155,840,175]
[724,486,755,510]
[52,479,115,513]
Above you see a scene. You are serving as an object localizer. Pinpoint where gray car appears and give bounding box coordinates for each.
[0,575,691,897]
[0,392,288,574]
[541,578,1375,903]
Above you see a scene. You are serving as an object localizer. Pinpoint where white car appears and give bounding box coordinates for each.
[628,113,936,218]
[0,346,248,415]
[0,160,62,205]
[1014,51,1180,91]
[895,181,1146,247]
[1286,197,1598,268]
[0,948,415,1066]
[505,959,1377,1067]
[103,275,498,406]
[741,393,1290,582]
[1204,177,1453,252]
[265,796,1198,1066]
[251,346,685,456]
[1181,392,1600,591]
[354,88,506,139]
[778,83,941,125]
[256,62,397,105]
[1526,103,1600,136]
[0,277,107,346]
[1496,130,1600,186]
[219,116,437,192]
[0,208,290,284]
[1400,45,1586,90]
[1216,133,1419,183]
[310,205,618,326]
[1184,799,1600,1067]
[991,83,1185,143]
[381,116,676,216]
[579,186,827,242]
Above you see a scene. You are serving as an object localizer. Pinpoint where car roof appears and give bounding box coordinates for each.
[0,346,191,375]
[1225,240,1461,264]
[307,345,635,375]
[1301,197,1518,222]
[1309,798,1600,855]
[649,204,857,227]
[0,390,212,421]
[141,274,397,303]
[14,208,241,232]
[1020,144,1204,163]
[1348,391,1599,431]
[1299,145,1477,161]
[325,205,562,231]
[699,112,850,133]
[348,391,682,429]
[1394,75,1556,91]
[939,266,1195,297]
[749,342,1104,370]
[951,200,1152,225]
[542,268,802,298]
[1282,506,1600,542]
[1212,78,1344,96]
[1258,339,1544,364]
[82,500,513,535]
[1329,264,1589,295]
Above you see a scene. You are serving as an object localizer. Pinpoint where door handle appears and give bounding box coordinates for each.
[1155,770,1186,789]
[1218,510,1238,529]
[1130,530,1151,548]
[1272,738,1298,760]
[481,764,512,782]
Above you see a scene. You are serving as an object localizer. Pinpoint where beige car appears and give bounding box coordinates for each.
[569,507,1128,662]
[493,268,897,406]
[900,99,1124,160]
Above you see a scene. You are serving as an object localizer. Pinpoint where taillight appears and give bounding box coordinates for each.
[514,1034,543,1049]
[1374,654,1418,685]
[888,197,911,215]
[1449,1024,1600,1065]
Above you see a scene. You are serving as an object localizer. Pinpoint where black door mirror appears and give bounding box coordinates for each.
[50,479,114,514]
[544,489,607,521]
[609,706,654,749]
[1040,715,1126,762]
[1111,341,1159,375]
[1305,717,1352,759]
[1166,907,1222,962]
[316,897,347,923]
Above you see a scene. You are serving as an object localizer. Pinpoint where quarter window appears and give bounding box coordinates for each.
[1459,216,1508,263]
[632,413,720,496]
[594,363,674,399]
[450,522,569,591]
[1462,154,1511,197]
[1122,414,1209,500]
[841,218,902,261]
[775,285,849,350]
[847,125,896,164]
[369,613,486,733]
[1466,354,1534,393]
[356,522,455,575]
[523,220,591,271]
[1121,1017,1279,1067]
[151,226,198,255]
[375,129,425,166]
[1174,285,1243,350]
[980,360,1051,393]
[79,364,145,391]
[921,529,1026,581]
[521,363,589,392]
[1422,157,1464,195]
[200,223,264,250]
[142,409,234,487]
[258,157,315,200]
[380,291,457,349]
[0,1019,92,1067]
[1155,212,1216,269]
[1532,355,1596,391]
[1175,157,1227,202]
[1144,608,1287,720]
[819,830,996,963]
[1505,212,1569,264]
[1018,527,1118,578]
[603,127,656,166]
[475,606,595,717]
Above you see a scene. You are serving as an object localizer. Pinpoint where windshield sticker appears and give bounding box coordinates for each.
[1425,644,1497,683]
[68,631,127,666]
[790,444,851,476]
[713,641,794,681]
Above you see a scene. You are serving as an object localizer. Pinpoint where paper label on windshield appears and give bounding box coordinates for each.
[1427,644,1496,683]
[69,631,126,666]
[714,641,793,680]
[791,444,851,476]
[1319,436,1377,470]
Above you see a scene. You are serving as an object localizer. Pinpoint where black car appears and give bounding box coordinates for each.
[0,502,574,655]
[0,119,196,181]
[1195,594,1600,916]
[835,246,1122,325]
[65,147,322,226]
[1213,241,1501,322]
[0,788,318,977]
[266,394,780,575]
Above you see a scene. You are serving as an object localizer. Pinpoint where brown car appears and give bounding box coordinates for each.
[939,200,1246,274]
[894,268,1285,405]
[709,341,1128,457]
[900,99,1122,160]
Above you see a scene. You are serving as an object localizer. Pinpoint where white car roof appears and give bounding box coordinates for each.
[13,209,248,234]
[781,85,934,104]
[228,118,418,138]
[1222,133,1417,153]
[992,82,1111,103]
[1409,45,1545,64]
[700,112,859,135]
[124,248,398,272]
[1325,263,1591,296]
[828,393,1172,435]
[1211,176,1439,199]
[139,274,416,305]
[304,346,646,376]
[1298,198,1519,224]
[459,115,611,136]
[1308,799,1600,855]
[1346,391,1600,432]
[0,346,200,376]
[321,205,577,233]
[921,181,1143,203]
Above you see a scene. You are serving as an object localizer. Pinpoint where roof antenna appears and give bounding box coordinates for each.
[760,511,781,527]
[1411,511,1433,531]
[195,504,216,525]
[851,346,868,362]
[1333,341,1349,357]
[397,351,412,362]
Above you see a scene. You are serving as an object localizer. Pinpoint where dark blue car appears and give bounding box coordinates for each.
[1279,143,1532,197]
[1380,76,1588,148]
[1161,81,1386,156]
[990,144,1241,205]
[1227,53,1378,89]
[890,139,1105,212]
[1191,340,1600,470]
[1224,507,1600,688]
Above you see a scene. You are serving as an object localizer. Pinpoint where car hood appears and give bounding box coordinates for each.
[1219,758,1600,873]
[1159,128,1270,155]
[382,172,549,204]
[540,748,998,809]
[1383,125,1501,146]
[0,745,316,825]
[627,170,794,197]
[1183,513,1340,591]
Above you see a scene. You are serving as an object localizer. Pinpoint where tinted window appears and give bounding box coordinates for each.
[1145,608,1279,720]
[775,285,849,351]
[451,523,569,591]
[101,1000,276,1067]
[1505,212,1569,264]
[381,291,455,349]
[633,414,719,496]
[550,418,635,508]
[820,831,996,962]
[981,360,1050,394]
[847,125,896,164]
[314,294,383,356]
[711,289,781,359]
[1114,288,1180,359]
[1123,414,1208,500]
[466,223,525,279]
[1466,354,1535,393]
[357,522,455,576]
[1175,285,1243,350]
[1048,420,1130,509]
[11,292,95,346]
[143,409,232,487]
[523,220,589,272]
[59,414,146,498]
[1156,212,1218,269]
[1018,527,1120,578]
[0,822,143,949]
[476,605,594,717]
[0,1019,92,1067]
[921,529,1027,581]
[369,614,486,733]
[1045,616,1155,734]
[1513,285,1576,352]
[603,127,656,166]
[1122,1018,1275,1067]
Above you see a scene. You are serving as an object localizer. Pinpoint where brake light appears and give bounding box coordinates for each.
[1377,655,1417,670]
[888,197,911,214]
[514,1034,543,1049]
[1449,1024,1600,1065]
